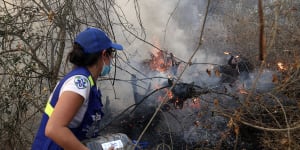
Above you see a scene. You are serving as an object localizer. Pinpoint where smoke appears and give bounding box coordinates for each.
[112,0,227,80]
[114,0,212,60]
[108,0,218,123]
[244,69,276,92]
[107,0,199,99]
[100,0,265,147]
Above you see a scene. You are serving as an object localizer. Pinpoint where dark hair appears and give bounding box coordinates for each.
[105,47,116,57]
[68,43,102,66]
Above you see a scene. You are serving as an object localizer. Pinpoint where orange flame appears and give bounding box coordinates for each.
[189,97,201,109]
[148,39,173,73]
[277,62,287,71]
[157,89,174,103]
[224,51,230,55]
[149,49,173,72]
[167,90,174,99]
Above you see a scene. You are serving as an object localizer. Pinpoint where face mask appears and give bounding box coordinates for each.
[100,60,111,76]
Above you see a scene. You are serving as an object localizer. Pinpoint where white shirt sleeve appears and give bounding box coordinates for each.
[59,75,91,128]
[60,75,91,101]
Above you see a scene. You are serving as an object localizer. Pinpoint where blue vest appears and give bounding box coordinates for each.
[32,67,104,150]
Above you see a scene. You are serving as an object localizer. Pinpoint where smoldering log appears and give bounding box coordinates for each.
[163,79,210,110]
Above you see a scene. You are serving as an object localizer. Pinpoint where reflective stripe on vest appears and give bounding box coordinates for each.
[44,75,95,117]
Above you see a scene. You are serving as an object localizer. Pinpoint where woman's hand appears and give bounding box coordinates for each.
[108,146,114,150]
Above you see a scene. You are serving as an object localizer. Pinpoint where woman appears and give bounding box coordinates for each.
[32,27,123,150]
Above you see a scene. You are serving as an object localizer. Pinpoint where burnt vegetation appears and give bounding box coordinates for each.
[0,0,300,150]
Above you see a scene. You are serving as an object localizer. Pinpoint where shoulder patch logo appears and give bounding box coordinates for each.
[74,76,88,89]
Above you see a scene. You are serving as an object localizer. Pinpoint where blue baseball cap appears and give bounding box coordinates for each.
[74,27,123,53]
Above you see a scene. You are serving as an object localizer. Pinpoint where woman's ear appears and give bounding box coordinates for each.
[101,50,110,62]
[101,50,107,57]
[103,50,110,57]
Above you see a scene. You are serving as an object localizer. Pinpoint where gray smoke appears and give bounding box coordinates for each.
[99,0,276,148]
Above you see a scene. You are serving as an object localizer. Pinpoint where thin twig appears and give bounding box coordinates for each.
[268,93,291,150]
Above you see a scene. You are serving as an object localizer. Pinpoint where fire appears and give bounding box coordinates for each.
[149,49,172,72]
[239,89,248,94]
[157,89,174,103]
[224,51,230,55]
[174,98,182,109]
[167,89,174,99]
[147,40,193,110]
[190,97,201,109]
[148,39,176,73]
[277,62,287,71]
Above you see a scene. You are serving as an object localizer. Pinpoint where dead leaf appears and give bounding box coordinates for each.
[239,89,248,94]
[48,10,55,22]
[206,69,211,77]
[234,125,239,135]
[215,69,221,77]
[280,138,289,145]
[290,7,297,11]
[272,74,279,83]
[294,60,300,69]
[214,99,219,106]
[234,110,241,121]
[227,118,234,128]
